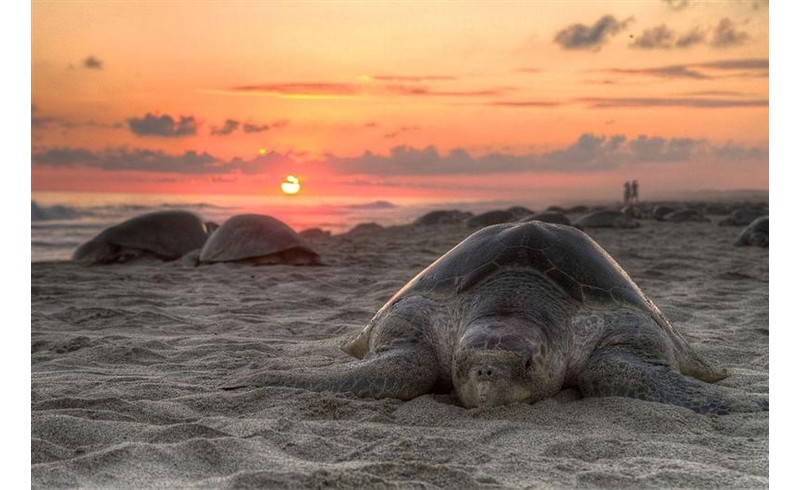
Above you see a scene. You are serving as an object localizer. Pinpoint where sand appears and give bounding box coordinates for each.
[31,217,768,488]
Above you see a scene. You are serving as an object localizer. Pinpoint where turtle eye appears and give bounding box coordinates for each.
[524,358,532,370]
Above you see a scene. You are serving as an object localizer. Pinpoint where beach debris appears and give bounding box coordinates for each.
[735,216,768,247]
[575,209,639,229]
[223,221,766,414]
[199,214,321,265]
[72,210,211,265]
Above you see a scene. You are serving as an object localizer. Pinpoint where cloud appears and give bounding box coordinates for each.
[662,0,690,10]
[210,119,240,136]
[229,82,361,97]
[32,133,766,179]
[240,123,267,133]
[630,25,675,49]
[711,18,749,47]
[384,126,420,139]
[487,100,563,107]
[382,84,511,97]
[578,97,768,108]
[328,134,740,175]
[603,58,768,80]
[553,15,632,50]
[368,75,458,82]
[83,56,103,70]
[127,113,198,137]
[630,25,707,49]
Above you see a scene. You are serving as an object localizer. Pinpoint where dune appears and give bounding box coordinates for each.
[31,217,768,488]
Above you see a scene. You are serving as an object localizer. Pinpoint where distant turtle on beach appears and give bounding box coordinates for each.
[466,210,516,228]
[517,211,572,226]
[575,209,639,229]
[223,221,766,414]
[73,210,211,266]
[663,208,710,223]
[735,216,768,247]
[414,210,473,226]
[199,214,322,265]
[719,207,768,227]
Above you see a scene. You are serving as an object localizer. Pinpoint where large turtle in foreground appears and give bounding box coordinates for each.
[224,222,766,414]
[73,210,211,265]
[199,214,321,265]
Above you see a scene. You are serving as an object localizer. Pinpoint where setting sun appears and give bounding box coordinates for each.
[280,175,301,195]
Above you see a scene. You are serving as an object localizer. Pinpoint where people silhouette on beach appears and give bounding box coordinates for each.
[631,179,639,203]
[623,181,632,205]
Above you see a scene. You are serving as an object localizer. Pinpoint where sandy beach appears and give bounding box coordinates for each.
[31,213,768,488]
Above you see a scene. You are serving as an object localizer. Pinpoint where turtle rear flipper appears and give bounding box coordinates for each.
[220,345,440,401]
[577,346,766,414]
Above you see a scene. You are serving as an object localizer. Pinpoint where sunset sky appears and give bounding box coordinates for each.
[30,0,769,202]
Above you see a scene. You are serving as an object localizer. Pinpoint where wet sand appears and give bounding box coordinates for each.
[31,217,768,488]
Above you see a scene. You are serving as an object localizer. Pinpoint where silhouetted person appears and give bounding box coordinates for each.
[631,180,639,203]
[623,181,632,205]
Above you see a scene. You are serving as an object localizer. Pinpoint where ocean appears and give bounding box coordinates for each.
[31,191,540,263]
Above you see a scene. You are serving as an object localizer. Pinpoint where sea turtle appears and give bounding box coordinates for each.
[652,205,677,221]
[735,216,768,247]
[575,209,639,229]
[223,221,765,414]
[719,207,768,226]
[414,210,473,226]
[663,208,710,223]
[466,210,516,228]
[199,214,322,265]
[73,210,211,265]
[518,211,572,226]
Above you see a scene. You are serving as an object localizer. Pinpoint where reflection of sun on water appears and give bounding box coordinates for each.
[281,175,301,195]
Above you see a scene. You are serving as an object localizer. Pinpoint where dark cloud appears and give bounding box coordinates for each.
[32,134,766,178]
[631,25,675,49]
[127,113,198,137]
[33,148,218,173]
[630,25,707,49]
[369,75,458,82]
[603,58,768,80]
[242,123,271,133]
[578,97,768,108]
[553,15,632,50]
[697,58,768,70]
[329,134,744,175]
[384,126,420,139]
[608,66,709,79]
[210,119,240,136]
[383,84,510,97]
[231,82,361,96]
[487,100,563,108]
[628,135,701,162]
[711,18,749,47]
[83,56,103,70]
[675,28,707,48]
[662,0,690,10]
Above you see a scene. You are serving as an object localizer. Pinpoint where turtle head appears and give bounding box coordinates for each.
[453,349,533,408]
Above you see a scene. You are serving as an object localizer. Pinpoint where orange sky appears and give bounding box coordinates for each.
[31,0,769,202]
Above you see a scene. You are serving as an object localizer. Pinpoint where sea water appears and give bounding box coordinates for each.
[31,191,534,262]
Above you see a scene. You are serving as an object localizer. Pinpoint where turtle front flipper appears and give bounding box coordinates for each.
[220,345,439,401]
[576,347,768,414]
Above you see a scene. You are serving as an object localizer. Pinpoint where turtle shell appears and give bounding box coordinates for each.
[735,216,768,246]
[385,221,653,312]
[73,210,209,265]
[199,214,319,263]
